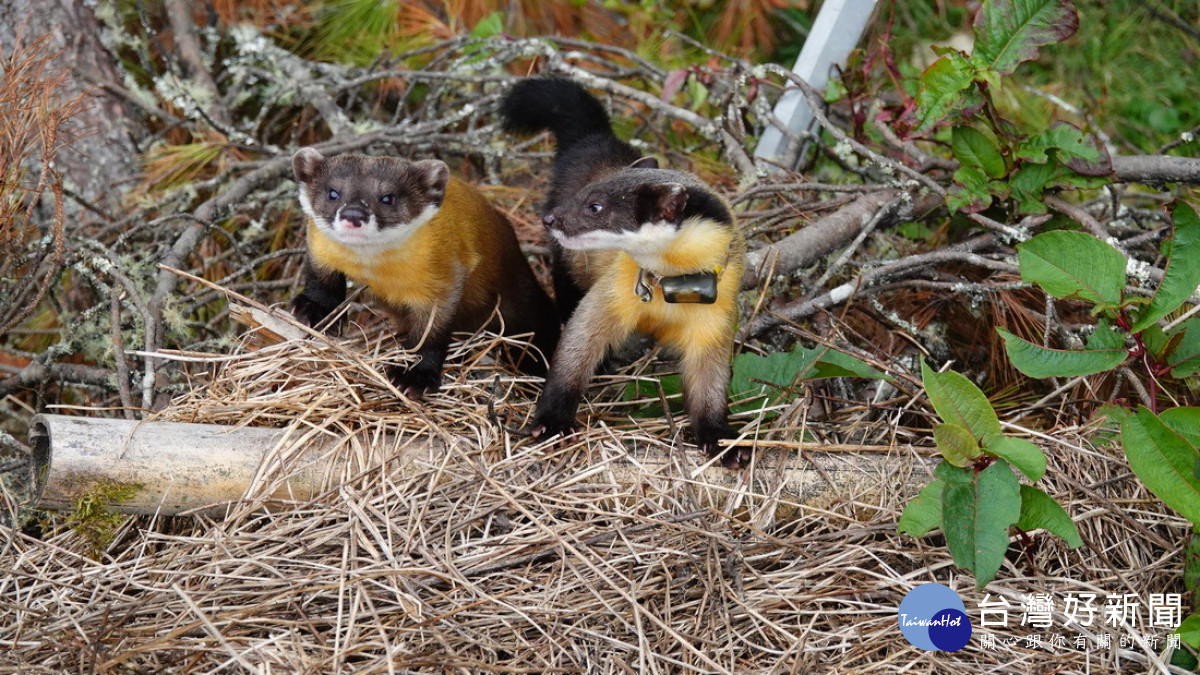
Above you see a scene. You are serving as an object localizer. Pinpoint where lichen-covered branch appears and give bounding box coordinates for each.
[1,23,1196,430]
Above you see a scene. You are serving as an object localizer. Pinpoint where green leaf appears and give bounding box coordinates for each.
[1173,613,1200,669]
[622,374,684,418]
[896,222,934,240]
[809,349,893,381]
[1008,144,1112,214]
[941,459,1022,588]
[997,327,1127,377]
[1017,230,1127,308]
[469,11,504,38]
[1141,323,1173,361]
[1086,321,1126,350]
[1096,402,1133,427]
[908,55,984,135]
[948,166,995,213]
[935,460,969,480]
[1121,406,1200,526]
[1186,532,1200,597]
[686,78,710,110]
[1016,122,1103,166]
[1160,408,1200,448]
[1016,484,1083,547]
[936,423,983,467]
[1176,610,1200,648]
[729,349,818,413]
[973,0,1080,76]
[1008,161,1058,214]
[1021,123,1112,177]
[824,77,847,103]
[729,346,890,417]
[1130,202,1200,332]
[1177,613,1200,648]
[952,126,1007,178]
[1166,319,1200,378]
[899,479,945,537]
[921,361,1001,440]
[984,435,1047,481]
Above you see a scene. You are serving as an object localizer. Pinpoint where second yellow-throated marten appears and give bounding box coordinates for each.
[501,78,749,468]
[290,148,560,395]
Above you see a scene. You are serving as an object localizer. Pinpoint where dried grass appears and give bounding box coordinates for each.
[0,303,1189,673]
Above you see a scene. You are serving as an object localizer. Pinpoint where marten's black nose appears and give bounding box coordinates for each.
[340,206,369,228]
[542,213,556,228]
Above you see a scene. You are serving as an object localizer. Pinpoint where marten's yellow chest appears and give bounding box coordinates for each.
[304,178,491,310]
[307,223,479,311]
[598,241,743,352]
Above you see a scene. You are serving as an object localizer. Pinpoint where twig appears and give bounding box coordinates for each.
[744,234,1005,337]
[742,189,917,289]
[164,0,230,127]
[1046,195,1118,246]
[758,63,946,196]
[110,283,136,419]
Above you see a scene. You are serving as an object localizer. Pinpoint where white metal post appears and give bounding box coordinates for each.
[754,0,881,169]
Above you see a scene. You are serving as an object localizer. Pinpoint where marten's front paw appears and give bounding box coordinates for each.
[528,409,578,442]
[386,362,442,398]
[695,424,748,470]
[290,296,340,334]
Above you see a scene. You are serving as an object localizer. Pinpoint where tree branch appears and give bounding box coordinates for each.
[1112,155,1200,185]
[164,0,230,127]
[742,234,1005,338]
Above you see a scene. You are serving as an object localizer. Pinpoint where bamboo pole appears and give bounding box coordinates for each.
[27,414,444,517]
[26,413,933,522]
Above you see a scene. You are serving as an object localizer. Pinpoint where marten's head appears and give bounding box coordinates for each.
[292,148,449,248]
[542,166,732,257]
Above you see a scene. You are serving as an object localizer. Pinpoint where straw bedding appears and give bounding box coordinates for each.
[0,313,1187,673]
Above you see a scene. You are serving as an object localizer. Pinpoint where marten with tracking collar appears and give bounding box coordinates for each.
[501,78,749,468]
[290,147,560,395]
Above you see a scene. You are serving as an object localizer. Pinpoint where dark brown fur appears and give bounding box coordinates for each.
[501,80,749,468]
[291,148,560,395]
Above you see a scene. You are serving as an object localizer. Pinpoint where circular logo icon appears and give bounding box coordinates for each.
[898,583,972,651]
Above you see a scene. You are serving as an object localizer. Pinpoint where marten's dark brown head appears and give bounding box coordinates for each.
[542,166,732,257]
[293,148,449,248]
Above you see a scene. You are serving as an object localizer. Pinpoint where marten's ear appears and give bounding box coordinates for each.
[629,156,660,170]
[411,159,450,203]
[292,148,326,184]
[637,182,688,224]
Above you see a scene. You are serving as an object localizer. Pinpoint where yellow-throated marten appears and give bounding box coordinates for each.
[501,78,749,468]
[290,147,560,395]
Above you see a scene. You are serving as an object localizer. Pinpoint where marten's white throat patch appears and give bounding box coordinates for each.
[551,216,727,273]
[299,189,439,250]
[551,219,676,259]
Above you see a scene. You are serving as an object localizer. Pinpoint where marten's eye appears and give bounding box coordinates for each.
[327,189,341,201]
[380,194,395,205]
[587,203,604,214]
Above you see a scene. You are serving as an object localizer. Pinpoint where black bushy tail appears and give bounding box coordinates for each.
[500,77,617,150]
[501,76,642,323]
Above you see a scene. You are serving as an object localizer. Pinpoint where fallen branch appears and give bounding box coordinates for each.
[743,234,1004,338]
[742,189,916,289]
[1112,154,1200,185]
